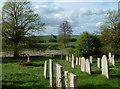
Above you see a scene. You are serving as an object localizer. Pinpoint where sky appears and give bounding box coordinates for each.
[0,0,119,35]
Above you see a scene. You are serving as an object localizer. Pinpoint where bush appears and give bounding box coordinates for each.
[76,32,101,58]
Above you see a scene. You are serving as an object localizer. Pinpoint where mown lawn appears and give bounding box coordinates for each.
[2,55,120,89]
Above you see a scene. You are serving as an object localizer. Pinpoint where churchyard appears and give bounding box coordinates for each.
[2,53,120,89]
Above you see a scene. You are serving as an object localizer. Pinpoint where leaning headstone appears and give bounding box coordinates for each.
[64,71,69,89]
[44,61,48,79]
[76,57,79,65]
[66,55,69,61]
[69,72,77,88]
[69,54,71,62]
[85,59,91,74]
[49,59,53,87]
[81,57,86,72]
[56,63,63,88]
[90,56,93,63]
[71,54,75,68]
[79,57,81,65]
[97,58,101,68]
[108,52,112,63]
[101,55,109,79]
[112,55,115,66]
[27,55,30,62]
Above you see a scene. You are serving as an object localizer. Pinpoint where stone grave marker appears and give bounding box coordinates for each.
[69,72,77,88]
[85,59,91,74]
[81,57,86,72]
[97,58,100,68]
[56,63,63,88]
[49,59,53,87]
[76,57,79,65]
[90,56,93,63]
[44,61,48,79]
[108,52,112,63]
[112,55,115,66]
[64,71,69,89]
[71,54,75,68]
[101,55,109,79]
[66,55,69,61]
[79,57,81,65]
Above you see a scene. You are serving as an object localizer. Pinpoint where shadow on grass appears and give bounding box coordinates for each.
[110,75,120,79]
[29,63,44,67]
[2,56,52,63]
[78,84,117,89]
[91,70,101,75]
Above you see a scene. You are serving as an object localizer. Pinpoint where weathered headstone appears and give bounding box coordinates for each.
[97,58,100,68]
[90,56,93,63]
[76,57,79,65]
[69,72,77,88]
[49,59,53,87]
[85,59,91,74]
[27,55,30,62]
[69,54,71,62]
[71,54,75,68]
[66,55,69,61]
[108,52,112,63]
[79,57,81,65]
[101,55,109,79]
[56,63,63,88]
[112,55,115,66]
[64,71,69,89]
[44,61,48,79]
[81,57,86,72]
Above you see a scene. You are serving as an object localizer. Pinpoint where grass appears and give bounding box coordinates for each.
[2,55,120,89]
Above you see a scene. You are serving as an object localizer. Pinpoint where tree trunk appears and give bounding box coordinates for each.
[13,43,19,58]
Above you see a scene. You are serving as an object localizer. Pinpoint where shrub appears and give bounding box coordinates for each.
[76,32,101,58]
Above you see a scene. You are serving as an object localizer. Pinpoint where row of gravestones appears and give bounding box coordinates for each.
[44,59,77,88]
[66,52,115,79]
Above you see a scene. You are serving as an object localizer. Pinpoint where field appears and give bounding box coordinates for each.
[2,55,120,89]
[2,35,78,52]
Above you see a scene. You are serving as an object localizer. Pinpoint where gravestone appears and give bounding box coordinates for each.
[81,57,86,72]
[69,54,71,62]
[76,57,79,65]
[69,72,77,88]
[79,57,81,65]
[64,71,69,89]
[108,52,112,63]
[85,59,91,74]
[49,59,53,87]
[27,55,30,62]
[66,56,69,61]
[44,61,48,79]
[97,58,100,68]
[56,63,63,88]
[112,55,115,66]
[90,56,93,63]
[71,54,75,68]
[101,55,109,79]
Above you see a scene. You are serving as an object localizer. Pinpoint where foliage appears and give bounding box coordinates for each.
[65,47,75,55]
[99,10,120,56]
[76,32,101,58]
[58,20,73,48]
[2,1,45,57]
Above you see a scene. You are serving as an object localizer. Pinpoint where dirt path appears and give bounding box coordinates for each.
[1,50,64,57]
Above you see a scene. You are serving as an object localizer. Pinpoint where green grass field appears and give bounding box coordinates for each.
[2,55,120,89]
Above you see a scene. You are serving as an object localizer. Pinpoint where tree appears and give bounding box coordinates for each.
[76,32,101,58]
[2,1,45,57]
[99,10,120,56]
[58,20,73,48]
